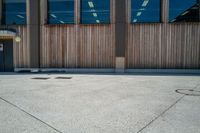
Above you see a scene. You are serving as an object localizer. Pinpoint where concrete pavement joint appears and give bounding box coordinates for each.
[0,85,67,95]
[193,84,200,90]
[136,95,185,133]
[0,97,63,133]
[136,83,200,133]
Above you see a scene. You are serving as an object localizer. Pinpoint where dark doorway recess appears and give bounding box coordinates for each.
[0,39,14,72]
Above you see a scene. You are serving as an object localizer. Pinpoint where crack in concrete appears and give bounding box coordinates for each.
[0,97,63,133]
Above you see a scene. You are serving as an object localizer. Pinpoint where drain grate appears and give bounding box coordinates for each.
[32,77,50,80]
[175,89,200,96]
[55,77,72,79]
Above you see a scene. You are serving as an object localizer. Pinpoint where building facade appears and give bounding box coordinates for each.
[0,0,200,72]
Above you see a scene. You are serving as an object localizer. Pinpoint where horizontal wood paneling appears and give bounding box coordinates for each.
[126,23,200,69]
[40,25,115,68]
[13,26,30,68]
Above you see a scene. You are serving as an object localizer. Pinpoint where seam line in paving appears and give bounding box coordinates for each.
[137,83,200,133]
[136,95,185,133]
[0,97,63,133]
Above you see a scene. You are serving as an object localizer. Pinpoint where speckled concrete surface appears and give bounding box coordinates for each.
[0,73,200,133]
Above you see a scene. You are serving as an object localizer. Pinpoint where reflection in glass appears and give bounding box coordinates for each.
[2,0,26,25]
[48,0,74,24]
[169,0,199,22]
[131,0,161,23]
[81,0,110,24]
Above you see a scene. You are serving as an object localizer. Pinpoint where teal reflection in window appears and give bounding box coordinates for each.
[2,0,26,25]
[131,0,161,23]
[169,0,199,22]
[81,0,110,24]
[48,0,74,24]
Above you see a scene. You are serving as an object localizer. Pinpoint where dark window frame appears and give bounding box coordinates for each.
[80,0,111,25]
[2,0,27,25]
[168,0,200,23]
[47,0,75,25]
[131,0,162,24]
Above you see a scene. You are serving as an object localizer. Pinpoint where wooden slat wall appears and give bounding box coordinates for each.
[126,0,200,69]
[78,25,115,68]
[40,25,115,68]
[12,0,200,69]
[40,0,115,68]
[126,24,200,69]
[13,26,30,68]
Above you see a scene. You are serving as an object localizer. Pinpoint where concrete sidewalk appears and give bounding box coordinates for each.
[0,74,200,133]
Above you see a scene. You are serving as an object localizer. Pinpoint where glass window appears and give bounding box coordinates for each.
[81,0,110,24]
[2,0,26,25]
[131,0,161,23]
[169,0,199,22]
[48,0,74,24]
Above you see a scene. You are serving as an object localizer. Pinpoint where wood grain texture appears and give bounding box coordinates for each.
[126,0,200,69]
[12,0,200,69]
[40,25,115,68]
[13,26,30,68]
[126,23,200,69]
[40,0,115,68]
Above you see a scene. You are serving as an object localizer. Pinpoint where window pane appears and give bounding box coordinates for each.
[169,0,199,22]
[48,0,74,24]
[131,0,161,23]
[2,0,26,25]
[81,0,110,24]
